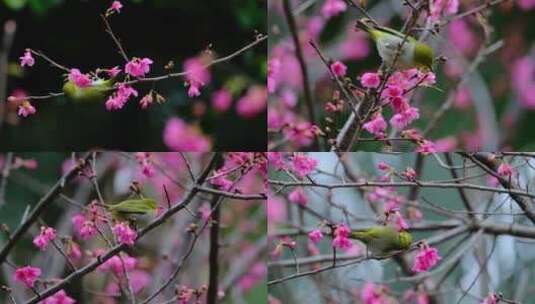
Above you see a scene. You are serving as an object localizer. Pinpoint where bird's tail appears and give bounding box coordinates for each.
[350,231,370,242]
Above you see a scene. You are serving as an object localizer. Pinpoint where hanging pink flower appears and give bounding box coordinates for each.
[236,86,267,118]
[268,58,281,93]
[110,1,123,13]
[107,66,122,78]
[363,113,387,138]
[332,224,353,251]
[163,117,212,151]
[481,293,498,304]
[125,57,153,78]
[361,282,390,304]
[19,49,35,67]
[14,265,41,288]
[330,61,347,77]
[288,187,308,206]
[98,252,137,276]
[17,100,36,117]
[32,226,57,251]
[412,244,441,273]
[308,229,324,244]
[113,222,137,246]
[42,290,76,304]
[211,89,233,112]
[321,0,347,18]
[361,72,381,89]
[290,153,318,178]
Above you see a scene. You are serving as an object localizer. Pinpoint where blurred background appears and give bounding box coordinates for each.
[268,0,535,151]
[0,152,267,303]
[268,152,535,303]
[0,0,266,151]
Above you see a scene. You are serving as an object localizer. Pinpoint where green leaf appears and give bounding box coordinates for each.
[27,0,63,15]
[4,0,27,10]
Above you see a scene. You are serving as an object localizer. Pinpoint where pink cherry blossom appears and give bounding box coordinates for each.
[67,240,82,261]
[238,262,266,291]
[394,211,409,231]
[404,289,429,304]
[383,85,403,99]
[110,1,123,13]
[80,221,97,240]
[497,163,513,177]
[18,100,36,117]
[72,213,98,240]
[339,30,370,60]
[98,252,137,276]
[288,187,308,206]
[481,293,498,304]
[68,68,92,88]
[330,61,347,77]
[32,226,57,251]
[361,72,381,88]
[139,93,153,109]
[332,224,353,251]
[236,86,267,118]
[283,121,318,147]
[113,222,137,246]
[361,282,390,304]
[268,153,287,171]
[187,83,201,97]
[163,117,212,151]
[308,229,324,244]
[512,56,535,109]
[429,0,459,22]
[434,136,458,152]
[518,0,535,10]
[125,57,153,78]
[268,193,287,230]
[42,290,76,304]
[412,245,441,273]
[377,162,390,171]
[268,58,281,93]
[280,89,297,108]
[105,84,138,111]
[19,49,35,67]
[211,89,233,112]
[454,86,472,109]
[135,152,155,177]
[14,265,41,288]
[290,153,317,178]
[210,169,233,191]
[184,56,211,97]
[402,167,417,181]
[106,269,150,295]
[416,140,437,154]
[448,20,477,56]
[390,107,420,130]
[363,113,387,138]
[107,66,121,78]
[321,0,347,18]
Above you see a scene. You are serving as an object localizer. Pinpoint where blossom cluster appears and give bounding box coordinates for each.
[268,0,535,151]
[1,152,266,303]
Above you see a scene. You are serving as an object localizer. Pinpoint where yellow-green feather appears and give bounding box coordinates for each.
[63,78,114,103]
[106,198,158,217]
[350,226,412,255]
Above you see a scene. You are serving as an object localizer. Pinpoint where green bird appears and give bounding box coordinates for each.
[350,226,412,256]
[105,198,158,220]
[62,78,114,103]
[356,18,434,71]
